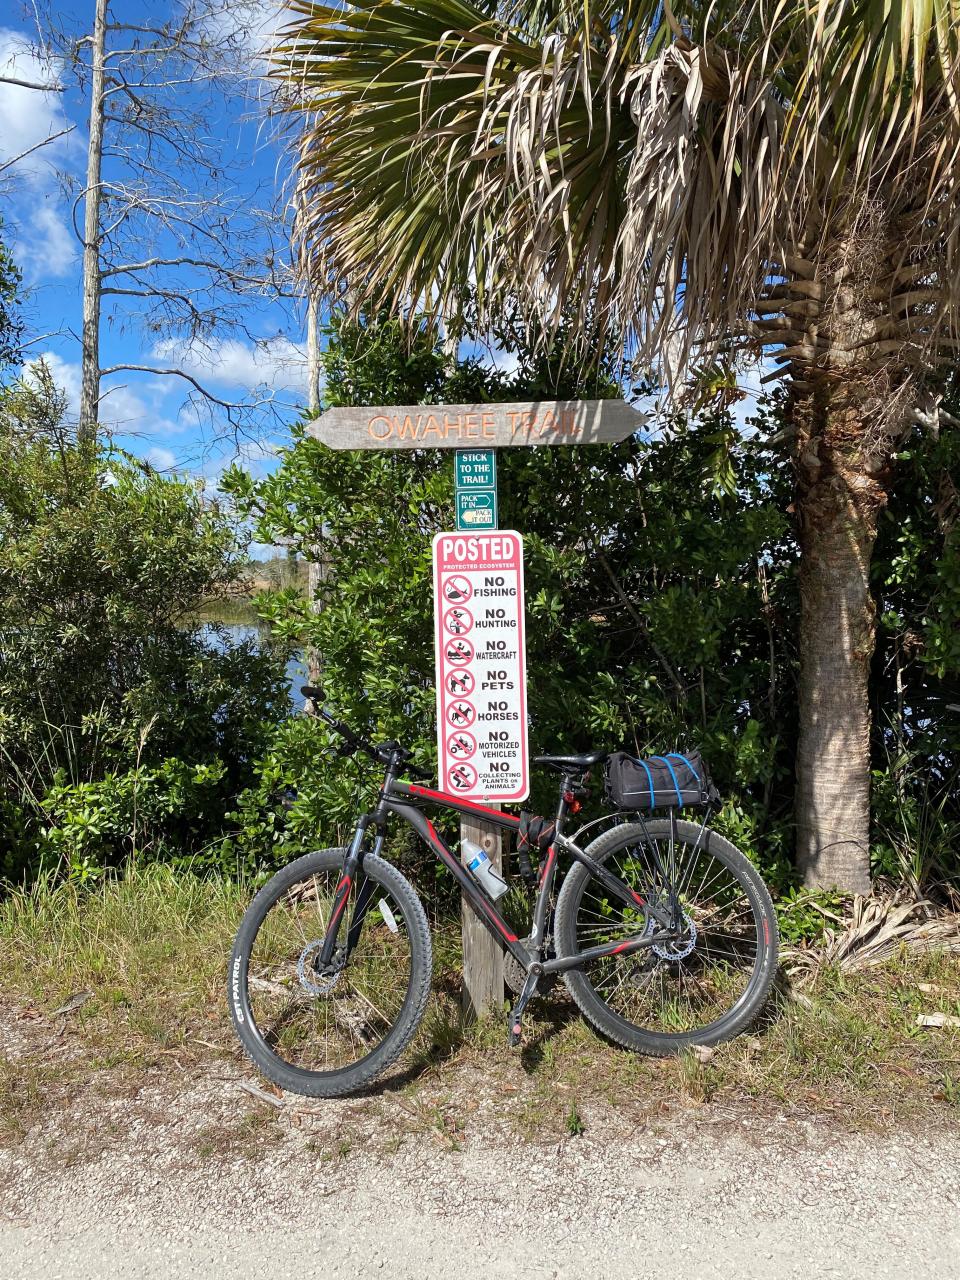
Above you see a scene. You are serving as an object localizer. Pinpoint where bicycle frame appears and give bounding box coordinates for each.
[318,763,684,979]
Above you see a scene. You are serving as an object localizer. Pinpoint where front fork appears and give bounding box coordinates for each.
[317,816,384,968]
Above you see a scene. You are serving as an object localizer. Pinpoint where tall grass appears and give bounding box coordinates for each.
[0,865,248,1055]
[875,733,960,897]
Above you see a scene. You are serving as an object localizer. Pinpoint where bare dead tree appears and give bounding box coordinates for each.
[78,0,107,447]
[24,0,303,449]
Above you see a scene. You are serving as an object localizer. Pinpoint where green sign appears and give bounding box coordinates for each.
[455,449,498,530]
[455,449,496,489]
[456,489,497,529]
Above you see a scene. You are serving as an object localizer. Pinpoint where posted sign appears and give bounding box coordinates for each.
[432,531,529,802]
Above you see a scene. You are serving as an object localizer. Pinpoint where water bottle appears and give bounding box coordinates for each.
[460,838,509,901]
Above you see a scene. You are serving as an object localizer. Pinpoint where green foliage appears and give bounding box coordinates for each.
[868,412,960,889]
[775,888,845,947]
[31,759,232,884]
[0,221,22,371]
[0,368,289,882]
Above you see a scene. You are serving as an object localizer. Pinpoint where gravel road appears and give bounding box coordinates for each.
[2,1087,957,1280]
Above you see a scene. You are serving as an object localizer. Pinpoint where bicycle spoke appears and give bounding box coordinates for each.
[569,826,768,1038]
[244,864,415,1074]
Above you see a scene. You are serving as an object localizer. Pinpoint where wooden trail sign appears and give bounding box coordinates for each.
[308,399,646,450]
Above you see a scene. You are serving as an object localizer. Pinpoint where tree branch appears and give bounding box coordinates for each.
[594,548,686,697]
[0,124,76,175]
[0,75,64,91]
[98,364,241,412]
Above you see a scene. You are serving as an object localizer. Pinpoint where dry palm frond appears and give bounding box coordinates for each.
[277,0,960,390]
[784,892,960,986]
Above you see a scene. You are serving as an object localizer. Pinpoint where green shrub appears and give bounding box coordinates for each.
[0,368,288,882]
[223,315,801,884]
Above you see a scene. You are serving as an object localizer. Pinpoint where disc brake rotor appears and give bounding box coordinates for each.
[297,941,344,995]
[651,908,698,961]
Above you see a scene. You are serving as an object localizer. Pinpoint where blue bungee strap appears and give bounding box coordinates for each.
[651,755,683,806]
[667,753,700,786]
[635,756,656,808]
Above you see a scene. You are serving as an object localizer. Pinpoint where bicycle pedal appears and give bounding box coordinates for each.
[508,1016,523,1047]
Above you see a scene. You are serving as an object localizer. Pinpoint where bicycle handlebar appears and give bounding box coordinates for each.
[301,686,432,781]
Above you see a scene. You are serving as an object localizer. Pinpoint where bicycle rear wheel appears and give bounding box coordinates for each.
[228,848,432,1097]
[554,819,778,1054]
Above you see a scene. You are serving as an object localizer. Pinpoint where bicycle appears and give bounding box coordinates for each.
[228,688,779,1098]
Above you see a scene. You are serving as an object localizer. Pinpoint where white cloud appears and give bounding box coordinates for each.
[0,29,76,181]
[152,334,307,394]
[486,345,521,378]
[145,445,177,471]
[202,4,288,65]
[24,353,184,441]
[24,351,81,416]
[15,204,76,278]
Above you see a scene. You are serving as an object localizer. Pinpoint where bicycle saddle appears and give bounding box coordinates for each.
[533,750,607,773]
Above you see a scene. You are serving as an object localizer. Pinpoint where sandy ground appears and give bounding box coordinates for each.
[2,1064,958,1280]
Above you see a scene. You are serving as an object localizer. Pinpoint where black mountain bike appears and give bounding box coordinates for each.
[228,690,779,1098]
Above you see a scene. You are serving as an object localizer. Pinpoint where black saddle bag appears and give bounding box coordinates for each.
[605,750,716,811]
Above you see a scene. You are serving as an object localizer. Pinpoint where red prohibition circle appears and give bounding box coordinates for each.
[443,605,474,636]
[445,669,475,696]
[445,701,476,728]
[446,729,477,759]
[442,574,473,604]
[447,761,478,791]
[444,637,474,666]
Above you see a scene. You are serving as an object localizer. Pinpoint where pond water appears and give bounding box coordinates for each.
[205,623,309,708]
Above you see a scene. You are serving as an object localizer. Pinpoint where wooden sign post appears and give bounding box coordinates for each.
[307,398,646,1017]
[433,529,529,1019]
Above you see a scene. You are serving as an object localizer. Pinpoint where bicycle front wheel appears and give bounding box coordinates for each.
[228,848,432,1097]
[554,819,778,1054]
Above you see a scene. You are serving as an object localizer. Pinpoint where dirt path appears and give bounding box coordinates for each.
[2,1072,958,1280]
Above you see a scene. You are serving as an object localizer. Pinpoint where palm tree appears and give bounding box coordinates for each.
[278,0,960,892]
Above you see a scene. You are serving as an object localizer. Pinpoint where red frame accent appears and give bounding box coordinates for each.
[325,874,352,937]
[407,782,521,828]
[424,818,519,943]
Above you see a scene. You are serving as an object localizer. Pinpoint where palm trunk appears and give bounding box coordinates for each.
[772,213,916,894]
[794,394,883,893]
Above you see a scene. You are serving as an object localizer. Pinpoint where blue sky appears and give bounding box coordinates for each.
[1,1,305,489]
[1,0,775,502]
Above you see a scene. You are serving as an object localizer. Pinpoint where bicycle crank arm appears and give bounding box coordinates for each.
[540,930,676,974]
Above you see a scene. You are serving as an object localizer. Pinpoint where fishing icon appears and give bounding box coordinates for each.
[442,574,473,604]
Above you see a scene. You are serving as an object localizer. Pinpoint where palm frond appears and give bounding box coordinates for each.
[277,0,960,384]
